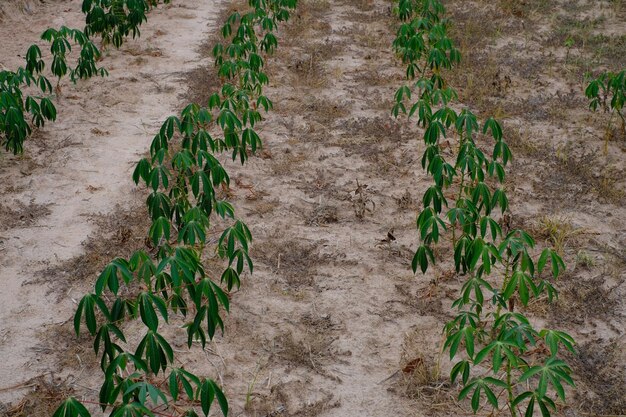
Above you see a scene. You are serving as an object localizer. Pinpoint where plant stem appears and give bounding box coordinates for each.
[506,363,517,417]
[497,257,511,313]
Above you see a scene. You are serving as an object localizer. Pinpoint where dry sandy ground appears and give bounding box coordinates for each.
[0,0,625,416]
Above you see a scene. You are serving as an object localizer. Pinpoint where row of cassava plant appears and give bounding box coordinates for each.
[52,1,299,416]
[391,1,576,416]
[1,0,170,155]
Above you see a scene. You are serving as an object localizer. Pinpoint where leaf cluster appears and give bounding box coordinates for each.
[0,66,55,154]
[82,0,170,48]
[41,26,109,83]
[2,24,108,154]
[586,70,626,135]
[1,0,172,155]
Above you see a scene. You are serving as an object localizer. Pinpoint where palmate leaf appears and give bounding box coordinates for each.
[146,191,171,220]
[53,398,91,417]
[416,207,446,244]
[538,248,566,278]
[215,200,235,219]
[137,292,168,331]
[513,391,557,417]
[169,368,201,401]
[473,338,520,373]
[218,221,252,258]
[94,322,125,367]
[74,293,109,336]
[450,359,471,384]
[190,171,212,199]
[228,247,253,275]
[199,379,229,417]
[104,352,147,381]
[444,324,475,359]
[487,160,506,183]
[458,377,507,412]
[186,279,229,344]
[178,207,209,245]
[95,258,133,295]
[110,403,154,417]
[422,185,447,213]
[394,85,412,102]
[502,271,539,306]
[135,330,174,375]
[540,329,575,357]
[220,267,241,291]
[149,216,171,246]
[460,275,493,306]
[479,216,501,241]
[492,140,512,166]
[193,278,230,313]
[124,381,167,406]
[519,357,575,401]
[482,117,502,141]
[412,243,434,274]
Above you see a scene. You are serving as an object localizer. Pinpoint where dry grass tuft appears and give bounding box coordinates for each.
[0,201,51,231]
[388,330,454,411]
[272,331,346,383]
[535,214,583,255]
[0,375,73,417]
[255,237,331,290]
[306,204,338,226]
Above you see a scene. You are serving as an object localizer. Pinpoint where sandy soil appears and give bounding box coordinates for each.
[0,0,625,416]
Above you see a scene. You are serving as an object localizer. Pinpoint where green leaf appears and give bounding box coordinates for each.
[52,398,91,417]
[149,217,171,246]
[483,117,502,141]
[540,329,576,356]
[538,248,565,278]
[450,360,471,384]
[200,379,215,416]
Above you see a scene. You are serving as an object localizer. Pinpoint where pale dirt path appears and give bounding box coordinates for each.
[0,0,227,402]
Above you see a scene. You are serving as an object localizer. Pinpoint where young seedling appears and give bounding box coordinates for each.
[586,70,626,151]
[564,36,574,63]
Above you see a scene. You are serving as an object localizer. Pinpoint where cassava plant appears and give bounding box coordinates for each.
[52,1,298,416]
[392,1,576,416]
[0,58,55,154]
[1,0,170,155]
[81,0,172,48]
[585,70,626,148]
[1,27,107,155]
[41,26,109,86]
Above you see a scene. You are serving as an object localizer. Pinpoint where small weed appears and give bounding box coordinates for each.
[575,250,595,268]
[352,180,375,220]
